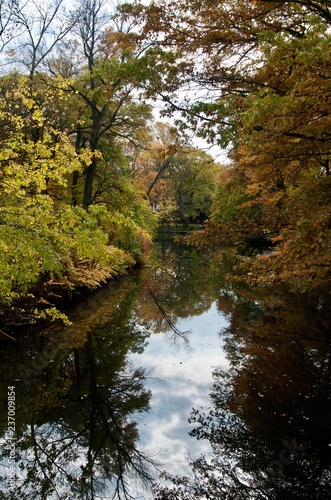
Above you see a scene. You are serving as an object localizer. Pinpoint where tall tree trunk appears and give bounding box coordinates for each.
[72,125,84,206]
[82,105,105,209]
[72,170,80,206]
[83,157,97,210]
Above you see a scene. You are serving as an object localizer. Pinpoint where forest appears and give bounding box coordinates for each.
[0,0,330,325]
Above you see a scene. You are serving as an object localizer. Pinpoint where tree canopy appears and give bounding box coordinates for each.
[0,0,330,315]
[0,1,154,321]
[135,0,331,290]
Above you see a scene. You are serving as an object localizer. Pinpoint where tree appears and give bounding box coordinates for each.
[58,0,154,210]
[158,147,220,226]
[225,19,331,289]
[0,75,131,315]
[135,0,331,289]
[0,1,161,320]
[133,122,221,226]
[3,0,75,77]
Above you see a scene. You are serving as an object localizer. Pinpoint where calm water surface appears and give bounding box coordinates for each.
[130,301,228,477]
[0,241,330,499]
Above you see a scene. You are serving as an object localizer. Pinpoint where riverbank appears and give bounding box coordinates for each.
[0,226,201,333]
[0,248,137,335]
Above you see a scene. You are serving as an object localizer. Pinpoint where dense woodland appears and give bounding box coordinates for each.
[0,0,330,323]
[0,2,330,498]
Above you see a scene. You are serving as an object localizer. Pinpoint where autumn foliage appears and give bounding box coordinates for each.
[139,0,331,290]
[0,0,331,324]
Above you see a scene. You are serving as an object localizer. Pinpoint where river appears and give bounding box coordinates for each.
[0,239,330,499]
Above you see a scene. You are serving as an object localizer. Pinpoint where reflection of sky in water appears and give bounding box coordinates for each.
[130,301,229,488]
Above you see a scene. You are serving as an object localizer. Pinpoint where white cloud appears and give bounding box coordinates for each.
[130,302,229,479]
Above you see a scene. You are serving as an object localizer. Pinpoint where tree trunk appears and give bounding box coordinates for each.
[83,158,97,210]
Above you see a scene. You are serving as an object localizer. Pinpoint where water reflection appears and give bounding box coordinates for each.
[154,285,331,499]
[0,279,154,499]
[0,242,231,498]
[136,241,231,338]
[2,241,327,499]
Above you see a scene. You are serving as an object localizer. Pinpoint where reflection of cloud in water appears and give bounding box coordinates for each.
[130,302,229,477]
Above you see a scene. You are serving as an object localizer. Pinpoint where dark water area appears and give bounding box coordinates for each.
[0,240,330,499]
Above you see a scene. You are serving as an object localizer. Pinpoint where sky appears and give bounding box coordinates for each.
[129,301,230,498]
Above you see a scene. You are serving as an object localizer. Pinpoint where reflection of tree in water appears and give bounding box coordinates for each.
[137,240,233,340]
[153,286,331,499]
[0,279,157,499]
[0,240,233,498]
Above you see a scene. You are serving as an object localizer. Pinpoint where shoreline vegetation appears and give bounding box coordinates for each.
[0,0,330,332]
[0,225,201,333]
